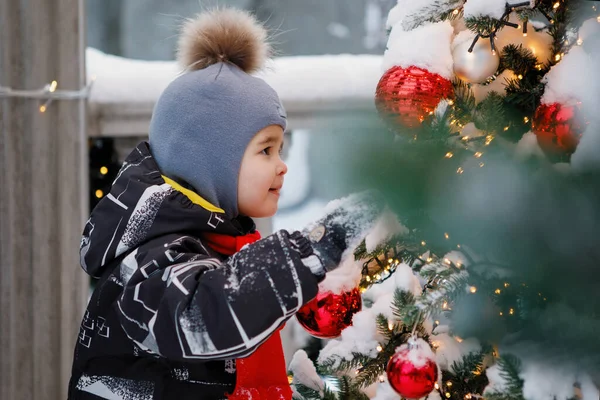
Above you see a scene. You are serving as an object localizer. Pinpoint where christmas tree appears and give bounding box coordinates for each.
[288,0,600,398]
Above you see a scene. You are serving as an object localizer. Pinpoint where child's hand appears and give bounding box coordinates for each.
[301,191,385,272]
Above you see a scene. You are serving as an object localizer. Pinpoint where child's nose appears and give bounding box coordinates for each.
[277,160,288,176]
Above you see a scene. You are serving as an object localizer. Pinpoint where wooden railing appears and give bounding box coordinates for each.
[86,48,383,137]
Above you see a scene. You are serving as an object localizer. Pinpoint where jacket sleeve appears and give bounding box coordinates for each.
[114,230,322,361]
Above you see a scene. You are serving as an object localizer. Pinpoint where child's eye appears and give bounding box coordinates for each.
[261,147,271,155]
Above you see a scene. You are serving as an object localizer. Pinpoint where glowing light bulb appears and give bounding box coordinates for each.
[470,286,477,293]
[445,152,454,158]
[39,105,47,113]
[577,38,583,45]
[495,289,501,294]
[100,166,108,175]
[49,80,58,92]
[95,189,104,198]
[421,241,426,246]
[444,232,450,239]
[474,152,483,158]
[377,345,383,352]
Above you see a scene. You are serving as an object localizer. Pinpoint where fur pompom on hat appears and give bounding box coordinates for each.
[149,8,287,218]
[177,8,271,73]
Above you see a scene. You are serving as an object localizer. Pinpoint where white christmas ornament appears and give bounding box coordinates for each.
[453,37,500,84]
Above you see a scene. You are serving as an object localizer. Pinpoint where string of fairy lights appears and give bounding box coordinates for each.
[0,77,117,209]
[0,77,95,112]
[424,1,600,176]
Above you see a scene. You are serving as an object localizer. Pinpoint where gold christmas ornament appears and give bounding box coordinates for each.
[495,12,553,63]
[471,69,517,102]
[453,38,500,84]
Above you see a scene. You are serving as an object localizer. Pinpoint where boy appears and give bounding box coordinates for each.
[69,8,381,400]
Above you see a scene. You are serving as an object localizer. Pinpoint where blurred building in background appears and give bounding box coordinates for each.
[87,0,395,60]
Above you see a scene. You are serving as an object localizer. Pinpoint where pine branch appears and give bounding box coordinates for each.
[485,354,525,400]
[450,351,486,379]
[353,346,396,389]
[402,0,464,31]
[440,349,491,398]
[392,289,421,327]
[293,383,338,400]
[418,270,470,314]
[504,77,545,110]
[499,44,538,76]
[430,103,454,139]
[376,313,396,341]
[474,91,506,133]
[337,376,370,400]
[355,321,418,389]
[464,16,499,36]
[318,353,374,376]
[452,79,476,126]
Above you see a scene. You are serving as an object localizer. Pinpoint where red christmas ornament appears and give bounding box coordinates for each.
[387,338,438,399]
[375,65,454,130]
[296,288,362,339]
[532,102,586,158]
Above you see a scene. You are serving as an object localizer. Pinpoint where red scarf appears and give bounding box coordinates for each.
[203,231,293,400]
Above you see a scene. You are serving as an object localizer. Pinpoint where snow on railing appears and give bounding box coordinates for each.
[86,48,383,137]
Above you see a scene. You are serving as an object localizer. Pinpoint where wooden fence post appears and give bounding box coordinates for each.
[0,0,89,399]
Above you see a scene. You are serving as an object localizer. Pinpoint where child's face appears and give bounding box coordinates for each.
[237,125,288,218]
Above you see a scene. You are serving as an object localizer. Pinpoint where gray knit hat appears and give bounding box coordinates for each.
[149,8,287,217]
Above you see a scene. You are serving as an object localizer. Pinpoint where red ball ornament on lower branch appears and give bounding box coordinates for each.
[532,102,586,159]
[375,65,454,130]
[387,337,438,399]
[296,288,362,339]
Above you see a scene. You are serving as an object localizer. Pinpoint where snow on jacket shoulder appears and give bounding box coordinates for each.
[69,142,320,400]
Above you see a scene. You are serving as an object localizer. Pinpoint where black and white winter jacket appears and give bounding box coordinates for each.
[68,142,322,400]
